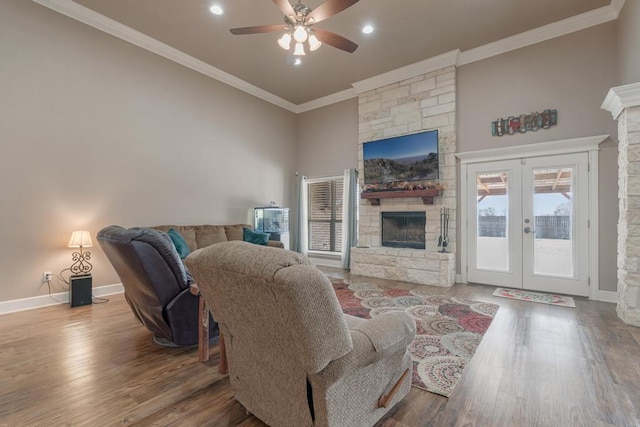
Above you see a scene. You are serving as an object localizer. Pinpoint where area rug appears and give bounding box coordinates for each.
[492,287,576,308]
[329,277,499,397]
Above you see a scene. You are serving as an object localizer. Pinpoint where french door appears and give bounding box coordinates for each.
[466,153,590,296]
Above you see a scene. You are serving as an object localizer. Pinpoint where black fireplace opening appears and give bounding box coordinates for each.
[381,212,426,249]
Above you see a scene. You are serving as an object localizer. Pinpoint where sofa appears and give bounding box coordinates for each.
[151,224,285,250]
[185,241,416,427]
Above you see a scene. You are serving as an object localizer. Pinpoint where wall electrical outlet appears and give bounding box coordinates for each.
[42,272,53,282]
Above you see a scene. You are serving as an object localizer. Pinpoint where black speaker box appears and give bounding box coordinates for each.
[70,274,93,307]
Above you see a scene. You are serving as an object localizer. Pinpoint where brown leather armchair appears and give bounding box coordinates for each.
[97,225,217,346]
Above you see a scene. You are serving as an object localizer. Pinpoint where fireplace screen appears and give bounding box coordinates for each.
[381,212,426,249]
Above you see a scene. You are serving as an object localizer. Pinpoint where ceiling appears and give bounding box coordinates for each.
[68,0,611,106]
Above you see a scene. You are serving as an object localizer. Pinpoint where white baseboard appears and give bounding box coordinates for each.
[309,257,344,269]
[0,283,124,316]
[598,290,618,303]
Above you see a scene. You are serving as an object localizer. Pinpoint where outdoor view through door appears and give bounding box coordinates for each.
[307,177,343,253]
[476,168,574,277]
[467,153,589,297]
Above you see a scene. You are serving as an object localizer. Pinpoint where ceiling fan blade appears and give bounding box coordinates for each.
[314,28,358,53]
[272,0,297,25]
[306,0,359,25]
[230,24,287,35]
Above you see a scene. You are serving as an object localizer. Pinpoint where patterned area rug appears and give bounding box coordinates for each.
[329,277,499,398]
[492,287,576,308]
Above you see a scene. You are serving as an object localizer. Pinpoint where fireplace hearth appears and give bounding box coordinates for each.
[381,212,426,249]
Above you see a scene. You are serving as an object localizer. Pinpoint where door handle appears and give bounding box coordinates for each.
[524,226,536,234]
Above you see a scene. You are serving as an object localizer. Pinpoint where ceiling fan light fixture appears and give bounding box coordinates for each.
[293,25,309,43]
[229,0,359,55]
[293,42,306,56]
[308,34,322,51]
[278,33,292,50]
[209,5,223,15]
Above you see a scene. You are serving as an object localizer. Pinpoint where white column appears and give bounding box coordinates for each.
[602,82,640,327]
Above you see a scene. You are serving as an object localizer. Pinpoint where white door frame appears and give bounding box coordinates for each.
[456,135,608,301]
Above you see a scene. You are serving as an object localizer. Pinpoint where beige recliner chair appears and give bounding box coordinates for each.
[185,241,416,427]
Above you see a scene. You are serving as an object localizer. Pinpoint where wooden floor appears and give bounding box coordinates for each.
[2,267,640,426]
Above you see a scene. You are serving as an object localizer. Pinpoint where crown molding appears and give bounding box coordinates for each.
[601,83,640,120]
[456,135,609,164]
[458,5,618,66]
[610,0,626,17]
[351,50,460,95]
[295,88,356,113]
[32,0,299,113]
[33,0,623,114]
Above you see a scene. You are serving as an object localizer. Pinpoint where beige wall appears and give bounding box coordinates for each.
[296,99,358,178]
[0,0,297,303]
[618,0,640,84]
[457,23,619,292]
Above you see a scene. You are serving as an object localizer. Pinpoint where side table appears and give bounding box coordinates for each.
[189,284,227,374]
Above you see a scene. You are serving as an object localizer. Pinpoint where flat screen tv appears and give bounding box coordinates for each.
[363,129,439,185]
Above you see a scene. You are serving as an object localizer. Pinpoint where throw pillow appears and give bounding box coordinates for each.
[168,228,190,259]
[243,227,270,246]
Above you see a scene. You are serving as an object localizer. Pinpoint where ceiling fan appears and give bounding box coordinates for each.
[230,0,360,56]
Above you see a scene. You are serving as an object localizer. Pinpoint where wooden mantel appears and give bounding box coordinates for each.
[361,189,441,205]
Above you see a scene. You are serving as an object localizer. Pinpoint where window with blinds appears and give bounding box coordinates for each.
[307,177,343,252]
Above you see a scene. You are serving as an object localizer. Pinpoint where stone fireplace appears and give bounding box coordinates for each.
[381,212,426,249]
[350,61,457,287]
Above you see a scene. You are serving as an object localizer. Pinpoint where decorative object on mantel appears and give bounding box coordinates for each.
[361,181,445,206]
[491,109,557,136]
[438,208,450,253]
[362,179,445,193]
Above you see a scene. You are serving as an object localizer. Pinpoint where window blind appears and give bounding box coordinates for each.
[307,177,344,252]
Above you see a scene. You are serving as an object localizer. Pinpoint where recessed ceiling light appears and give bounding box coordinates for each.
[362,25,374,34]
[209,5,223,15]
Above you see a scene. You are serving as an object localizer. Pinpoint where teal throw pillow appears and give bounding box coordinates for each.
[168,228,190,259]
[243,227,270,246]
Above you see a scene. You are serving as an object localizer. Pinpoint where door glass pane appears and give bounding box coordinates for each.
[532,167,574,277]
[476,172,509,271]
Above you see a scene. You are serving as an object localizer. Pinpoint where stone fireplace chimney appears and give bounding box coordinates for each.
[350,58,457,287]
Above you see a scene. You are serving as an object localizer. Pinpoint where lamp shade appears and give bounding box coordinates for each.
[293,42,306,56]
[277,33,291,50]
[308,34,322,51]
[68,230,93,248]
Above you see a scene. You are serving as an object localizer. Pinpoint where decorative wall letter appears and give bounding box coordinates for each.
[492,109,557,136]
